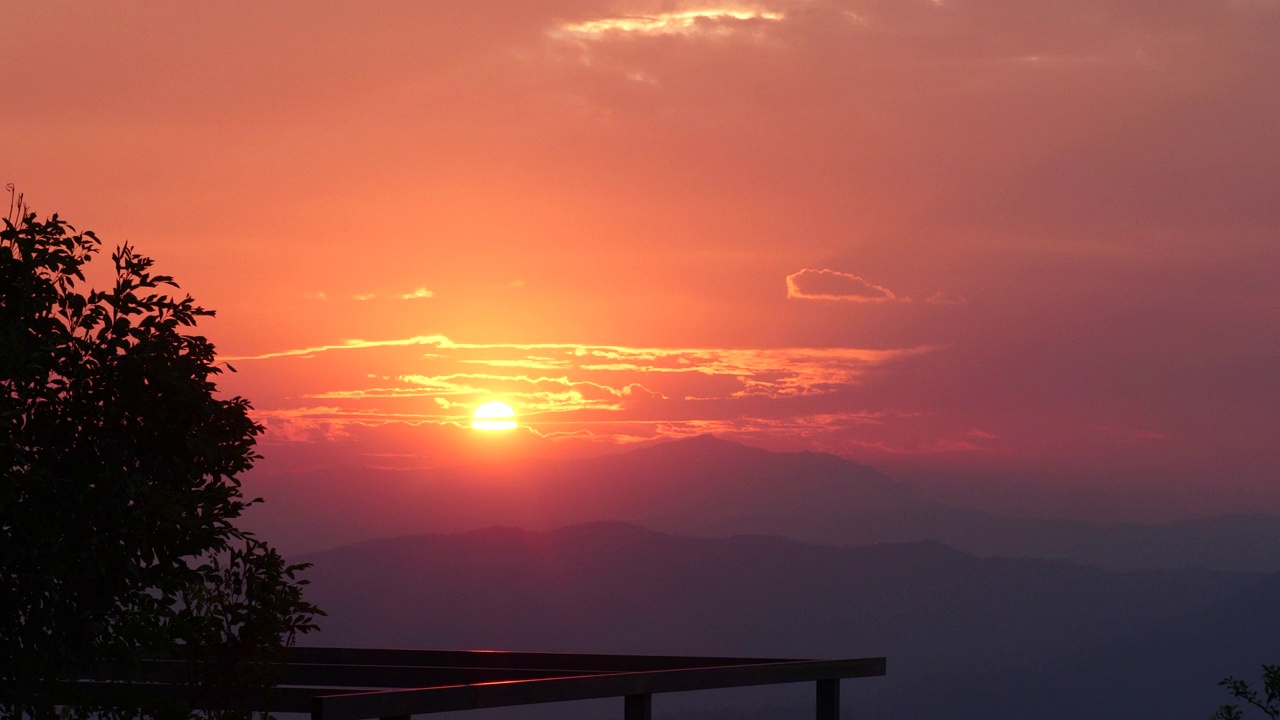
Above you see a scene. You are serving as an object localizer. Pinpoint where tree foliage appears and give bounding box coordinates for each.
[1214,665,1280,720]
[1,191,321,718]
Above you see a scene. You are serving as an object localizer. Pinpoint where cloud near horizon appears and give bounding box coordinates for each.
[226,333,942,456]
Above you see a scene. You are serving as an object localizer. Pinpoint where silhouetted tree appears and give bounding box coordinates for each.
[1,189,321,718]
[1214,665,1280,720]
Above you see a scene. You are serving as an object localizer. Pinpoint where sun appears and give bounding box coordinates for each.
[471,401,517,431]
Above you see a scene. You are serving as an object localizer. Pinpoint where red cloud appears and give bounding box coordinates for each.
[786,269,898,302]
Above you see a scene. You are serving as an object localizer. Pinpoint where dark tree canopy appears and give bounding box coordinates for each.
[1,193,320,718]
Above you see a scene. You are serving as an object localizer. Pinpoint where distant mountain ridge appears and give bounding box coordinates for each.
[298,522,1277,720]
[243,434,1280,571]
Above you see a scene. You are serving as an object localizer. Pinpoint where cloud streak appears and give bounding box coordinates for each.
[555,7,785,39]
[400,287,434,300]
[230,333,941,450]
[785,269,967,306]
[786,268,899,302]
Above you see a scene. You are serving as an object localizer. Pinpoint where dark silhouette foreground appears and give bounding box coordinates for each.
[1,192,320,719]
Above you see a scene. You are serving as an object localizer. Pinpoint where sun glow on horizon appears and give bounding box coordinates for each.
[471,401,518,431]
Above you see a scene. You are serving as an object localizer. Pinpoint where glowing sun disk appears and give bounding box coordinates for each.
[472,401,517,431]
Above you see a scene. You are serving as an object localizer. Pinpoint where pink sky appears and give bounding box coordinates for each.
[5,1,1278,500]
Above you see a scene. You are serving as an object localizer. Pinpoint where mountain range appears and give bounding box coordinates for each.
[297,522,1279,720]
[251,436,1280,718]
[245,435,1280,572]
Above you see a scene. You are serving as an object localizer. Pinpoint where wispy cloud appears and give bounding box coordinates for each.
[786,268,899,302]
[225,335,452,361]
[344,287,436,302]
[555,7,784,39]
[460,357,570,370]
[232,333,943,450]
[227,335,925,371]
[785,269,966,306]
[400,287,434,300]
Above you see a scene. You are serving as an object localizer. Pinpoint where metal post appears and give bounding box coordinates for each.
[816,678,839,720]
[625,693,652,720]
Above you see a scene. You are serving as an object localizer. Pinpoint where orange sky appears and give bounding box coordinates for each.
[5,1,1278,492]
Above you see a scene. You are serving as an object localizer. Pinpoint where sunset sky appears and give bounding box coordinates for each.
[6,1,1278,496]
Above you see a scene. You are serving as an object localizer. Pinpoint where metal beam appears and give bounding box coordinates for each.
[816,679,839,720]
[57,647,885,720]
[624,693,652,720]
[286,647,794,673]
[314,657,886,720]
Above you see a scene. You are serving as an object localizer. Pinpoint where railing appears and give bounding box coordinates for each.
[61,646,887,719]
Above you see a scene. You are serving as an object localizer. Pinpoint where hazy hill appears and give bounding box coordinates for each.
[246,435,1280,572]
[296,523,1275,720]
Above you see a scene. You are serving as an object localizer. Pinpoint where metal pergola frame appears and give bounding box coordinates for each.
[63,646,887,719]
